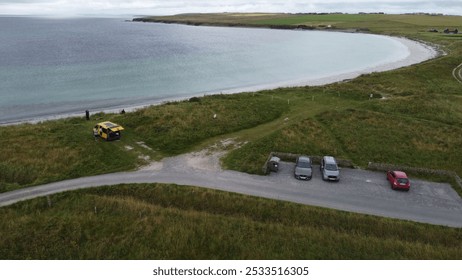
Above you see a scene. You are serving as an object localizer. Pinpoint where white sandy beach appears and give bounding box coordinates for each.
[219,35,439,91]
[1,35,439,126]
[308,36,439,85]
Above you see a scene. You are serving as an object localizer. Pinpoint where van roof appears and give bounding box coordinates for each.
[298,156,311,163]
[97,121,124,131]
[323,156,337,164]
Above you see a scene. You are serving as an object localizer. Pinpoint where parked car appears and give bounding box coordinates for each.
[93,121,124,141]
[320,156,340,181]
[386,171,410,191]
[294,156,312,180]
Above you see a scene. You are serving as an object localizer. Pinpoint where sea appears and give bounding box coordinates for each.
[0,17,411,124]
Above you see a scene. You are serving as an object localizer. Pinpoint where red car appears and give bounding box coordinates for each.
[387,171,410,191]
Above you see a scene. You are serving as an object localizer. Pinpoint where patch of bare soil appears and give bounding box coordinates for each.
[138,138,240,172]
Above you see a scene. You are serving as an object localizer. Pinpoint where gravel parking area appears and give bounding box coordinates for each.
[270,161,462,212]
[262,161,462,227]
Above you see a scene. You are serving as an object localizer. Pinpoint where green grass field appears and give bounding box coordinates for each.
[1,13,461,259]
[1,184,460,259]
[0,93,287,192]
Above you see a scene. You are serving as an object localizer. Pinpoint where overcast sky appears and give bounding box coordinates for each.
[0,1,461,17]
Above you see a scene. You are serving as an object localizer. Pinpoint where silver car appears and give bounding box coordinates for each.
[320,156,340,181]
[294,156,312,180]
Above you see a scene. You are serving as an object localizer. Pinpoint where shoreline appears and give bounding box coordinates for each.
[215,36,439,90]
[0,32,439,127]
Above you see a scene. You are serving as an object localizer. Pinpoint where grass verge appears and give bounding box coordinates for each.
[0,184,460,259]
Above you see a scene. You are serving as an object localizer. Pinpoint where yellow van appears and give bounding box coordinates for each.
[93,121,124,141]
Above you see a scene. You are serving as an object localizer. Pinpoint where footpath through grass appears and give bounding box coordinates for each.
[1,184,460,259]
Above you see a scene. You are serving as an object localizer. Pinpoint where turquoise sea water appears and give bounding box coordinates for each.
[0,17,409,124]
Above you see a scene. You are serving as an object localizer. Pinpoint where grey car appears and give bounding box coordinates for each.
[320,156,340,181]
[294,156,312,180]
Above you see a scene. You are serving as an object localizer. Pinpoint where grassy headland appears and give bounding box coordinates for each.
[0,13,461,259]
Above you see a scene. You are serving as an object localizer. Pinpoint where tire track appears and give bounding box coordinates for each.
[452,62,462,84]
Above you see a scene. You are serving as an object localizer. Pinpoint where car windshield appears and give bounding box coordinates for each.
[326,163,338,171]
[297,160,311,168]
[397,178,409,184]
